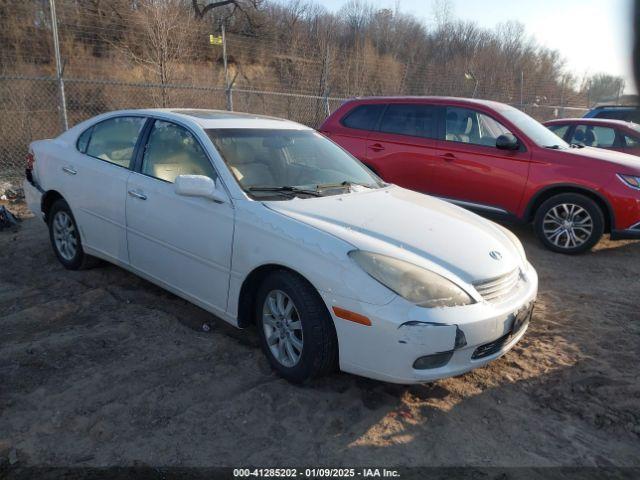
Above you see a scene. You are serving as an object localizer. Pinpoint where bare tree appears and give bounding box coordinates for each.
[584,73,626,106]
[118,0,196,106]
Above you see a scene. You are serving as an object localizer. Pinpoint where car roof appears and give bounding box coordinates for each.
[343,96,514,111]
[590,105,639,110]
[103,108,311,131]
[544,118,638,128]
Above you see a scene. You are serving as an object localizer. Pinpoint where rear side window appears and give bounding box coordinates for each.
[85,116,146,168]
[378,104,437,138]
[341,104,385,131]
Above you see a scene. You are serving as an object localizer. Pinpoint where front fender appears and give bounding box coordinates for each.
[226,201,396,319]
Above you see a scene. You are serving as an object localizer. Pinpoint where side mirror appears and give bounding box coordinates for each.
[175,175,226,203]
[496,133,520,151]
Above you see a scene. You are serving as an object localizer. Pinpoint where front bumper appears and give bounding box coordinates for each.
[322,262,538,384]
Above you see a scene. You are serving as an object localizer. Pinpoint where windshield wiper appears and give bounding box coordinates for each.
[543,144,562,150]
[315,181,378,191]
[248,186,323,197]
[570,143,585,149]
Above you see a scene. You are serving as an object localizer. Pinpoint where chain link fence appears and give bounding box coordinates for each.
[0,75,350,183]
[0,72,588,184]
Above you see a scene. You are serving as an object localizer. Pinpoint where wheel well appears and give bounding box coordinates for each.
[41,190,64,222]
[526,186,613,233]
[236,264,320,328]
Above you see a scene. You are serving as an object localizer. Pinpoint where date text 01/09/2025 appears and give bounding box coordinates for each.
[232,468,401,478]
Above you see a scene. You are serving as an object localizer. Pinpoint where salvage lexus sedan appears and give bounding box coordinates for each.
[24,109,537,384]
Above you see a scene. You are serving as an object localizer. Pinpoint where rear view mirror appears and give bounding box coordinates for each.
[496,133,520,151]
[175,175,226,203]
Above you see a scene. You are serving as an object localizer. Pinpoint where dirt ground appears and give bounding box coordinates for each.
[1,203,639,469]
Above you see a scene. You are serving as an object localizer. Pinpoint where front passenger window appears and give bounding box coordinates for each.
[570,125,616,148]
[445,107,512,147]
[142,120,216,183]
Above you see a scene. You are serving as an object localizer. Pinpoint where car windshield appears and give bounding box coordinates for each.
[207,129,383,199]
[501,107,570,148]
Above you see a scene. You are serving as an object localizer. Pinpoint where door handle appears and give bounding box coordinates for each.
[128,189,147,200]
[440,153,456,162]
[368,143,385,152]
[62,166,77,175]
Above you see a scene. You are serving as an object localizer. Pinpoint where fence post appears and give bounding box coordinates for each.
[49,0,68,130]
[221,23,233,111]
[559,75,566,118]
[519,70,524,109]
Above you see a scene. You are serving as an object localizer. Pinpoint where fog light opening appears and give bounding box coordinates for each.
[413,350,454,370]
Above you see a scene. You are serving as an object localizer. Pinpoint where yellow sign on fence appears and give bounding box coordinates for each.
[209,35,223,45]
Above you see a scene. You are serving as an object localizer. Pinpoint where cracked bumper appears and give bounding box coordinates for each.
[322,262,538,384]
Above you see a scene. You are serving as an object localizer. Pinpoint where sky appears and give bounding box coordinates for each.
[318,0,637,93]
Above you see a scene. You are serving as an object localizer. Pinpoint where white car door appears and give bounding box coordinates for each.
[68,115,147,264]
[125,118,234,315]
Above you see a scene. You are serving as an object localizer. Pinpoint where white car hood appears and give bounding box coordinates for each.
[265,186,522,284]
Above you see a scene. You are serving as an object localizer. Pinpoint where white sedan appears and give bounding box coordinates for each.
[23,109,537,384]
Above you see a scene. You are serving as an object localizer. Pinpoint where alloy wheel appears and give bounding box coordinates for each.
[262,289,303,368]
[542,203,594,249]
[52,211,78,261]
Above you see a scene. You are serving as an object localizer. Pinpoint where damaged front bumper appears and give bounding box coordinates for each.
[322,262,538,384]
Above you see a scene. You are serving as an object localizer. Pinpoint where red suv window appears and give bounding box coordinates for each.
[341,104,385,131]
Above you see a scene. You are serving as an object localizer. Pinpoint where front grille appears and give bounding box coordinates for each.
[471,304,533,360]
[471,332,512,359]
[473,269,521,303]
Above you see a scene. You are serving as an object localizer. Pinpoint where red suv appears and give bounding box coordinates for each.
[320,97,640,254]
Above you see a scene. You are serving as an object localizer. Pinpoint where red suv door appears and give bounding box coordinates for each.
[435,106,531,214]
[365,103,442,193]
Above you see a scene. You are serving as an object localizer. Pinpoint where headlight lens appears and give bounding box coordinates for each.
[618,173,640,190]
[349,251,474,308]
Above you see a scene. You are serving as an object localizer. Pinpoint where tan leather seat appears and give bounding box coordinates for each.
[225,143,275,186]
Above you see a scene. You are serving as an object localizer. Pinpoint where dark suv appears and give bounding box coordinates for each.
[584,105,640,123]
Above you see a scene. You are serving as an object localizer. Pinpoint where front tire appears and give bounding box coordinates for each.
[255,270,338,383]
[534,193,604,254]
[48,199,99,270]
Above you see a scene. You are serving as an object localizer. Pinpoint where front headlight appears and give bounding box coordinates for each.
[348,251,474,308]
[617,173,640,190]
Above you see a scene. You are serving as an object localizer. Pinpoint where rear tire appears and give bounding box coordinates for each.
[534,193,604,254]
[48,199,99,270]
[255,270,338,383]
